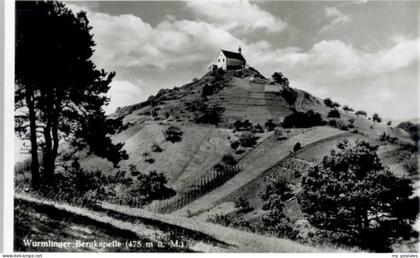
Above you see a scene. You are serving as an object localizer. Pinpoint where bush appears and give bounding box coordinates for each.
[252,124,264,133]
[343,105,354,112]
[281,87,297,105]
[235,197,251,211]
[221,154,237,166]
[239,132,259,147]
[194,104,225,125]
[272,72,289,87]
[234,119,253,131]
[207,213,232,226]
[324,98,340,108]
[282,110,326,128]
[164,126,183,143]
[151,142,163,152]
[327,109,340,120]
[355,110,367,117]
[230,141,240,150]
[265,119,276,131]
[293,142,302,152]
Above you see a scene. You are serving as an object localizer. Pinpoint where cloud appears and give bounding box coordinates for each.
[185,0,287,33]
[266,38,419,82]
[104,80,143,114]
[67,3,418,120]
[320,7,350,32]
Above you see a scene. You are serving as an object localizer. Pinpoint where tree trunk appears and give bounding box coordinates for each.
[43,120,53,182]
[25,89,40,188]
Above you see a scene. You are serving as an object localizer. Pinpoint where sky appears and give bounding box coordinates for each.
[67,0,420,120]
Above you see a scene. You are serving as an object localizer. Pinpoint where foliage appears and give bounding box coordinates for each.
[15,1,127,187]
[233,119,253,131]
[343,105,354,112]
[206,214,232,226]
[372,113,382,123]
[379,132,398,144]
[194,104,225,125]
[235,197,251,211]
[265,119,276,131]
[282,110,326,128]
[281,87,297,106]
[221,154,237,166]
[293,142,302,152]
[355,110,367,117]
[19,159,175,208]
[230,141,240,150]
[164,126,183,143]
[299,140,418,251]
[202,82,222,97]
[238,132,259,147]
[271,72,289,87]
[327,109,340,120]
[324,98,340,108]
[259,176,296,238]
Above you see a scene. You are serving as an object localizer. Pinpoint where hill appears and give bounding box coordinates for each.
[58,66,418,252]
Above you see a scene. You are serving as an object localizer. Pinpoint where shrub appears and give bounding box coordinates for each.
[207,213,232,226]
[372,113,382,124]
[265,119,276,131]
[151,142,163,152]
[281,87,297,105]
[192,77,199,82]
[230,141,240,150]
[235,196,251,211]
[234,119,253,131]
[239,132,258,147]
[343,105,354,112]
[293,142,302,152]
[164,126,183,143]
[282,110,326,128]
[355,110,367,117]
[327,109,340,120]
[221,154,237,166]
[252,124,264,133]
[272,72,289,86]
[194,104,225,125]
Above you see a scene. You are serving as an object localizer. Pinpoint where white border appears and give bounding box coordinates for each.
[2,0,418,257]
[4,0,14,253]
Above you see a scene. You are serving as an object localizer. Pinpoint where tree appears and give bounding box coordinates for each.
[293,142,302,152]
[327,109,340,120]
[300,140,418,251]
[343,105,354,112]
[324,98,334,108]
[355,110,367,117]
[15,1,128,187]
[282,110,325,128]
[372,113,382,124]
[272,72,289,86]
[164,126,183,143]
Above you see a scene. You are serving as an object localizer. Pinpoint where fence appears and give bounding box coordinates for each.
[148,164,242,214]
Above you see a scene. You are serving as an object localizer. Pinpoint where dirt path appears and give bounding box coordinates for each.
[98,202,330,253]
[15,193,338,252]
[295,90,305,112]
[173,126,344,217]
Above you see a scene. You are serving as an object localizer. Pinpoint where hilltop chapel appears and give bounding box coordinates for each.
[216,47,246,70]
